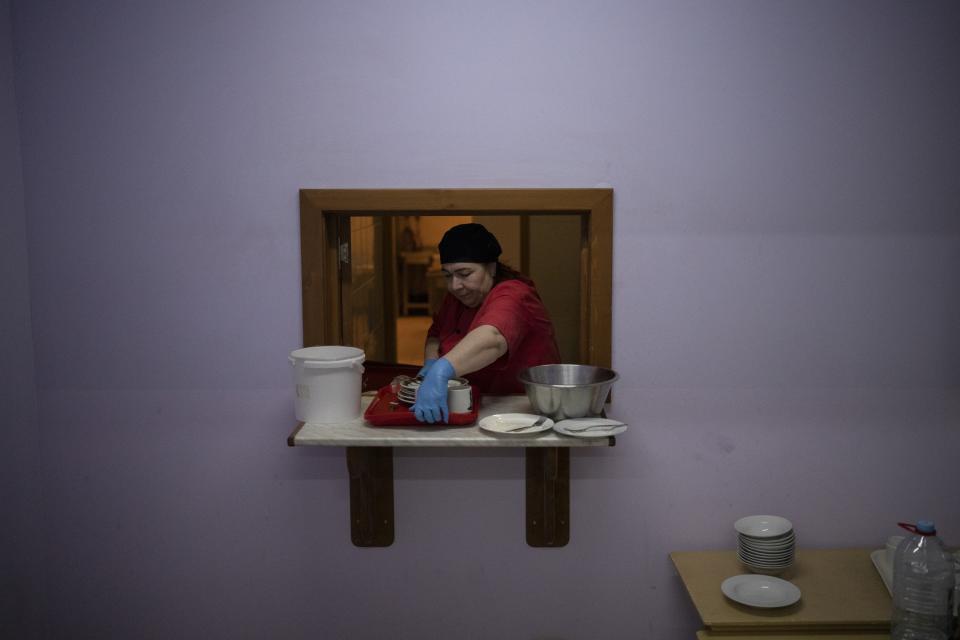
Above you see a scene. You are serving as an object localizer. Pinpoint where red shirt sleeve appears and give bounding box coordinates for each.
[470,281,536,354]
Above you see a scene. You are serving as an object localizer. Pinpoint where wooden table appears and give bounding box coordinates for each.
[671,549,891,638]
[695,633,887,640]
[290,395,616,548]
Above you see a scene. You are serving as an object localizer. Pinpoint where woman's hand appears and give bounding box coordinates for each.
[411,358,456,423]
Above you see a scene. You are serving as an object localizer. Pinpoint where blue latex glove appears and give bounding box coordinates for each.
[412,358,455,424]
[417,358,438,378]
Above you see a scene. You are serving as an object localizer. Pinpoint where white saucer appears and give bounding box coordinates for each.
[739,531,795,544]
[479,413,554,435]
[734,515,794,538]
[553,418,627,438]
[721,575,801,608]
[738,552,794,566]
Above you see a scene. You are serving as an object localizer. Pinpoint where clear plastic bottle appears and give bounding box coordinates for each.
[891,521,956,640]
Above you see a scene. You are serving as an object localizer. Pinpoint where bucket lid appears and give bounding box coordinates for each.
[289,346,365,365]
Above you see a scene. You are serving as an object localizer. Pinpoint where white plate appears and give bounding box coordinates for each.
[738,540,795,553]
[721,575,801,608]
[739,531,795,542]
[738,556,794,568]
[738,549,795,562]
[738,547,794,560]
[734,515,794,538]
[553,418,627,438]
[740,546,795,557]
[738,556,793,569]
[739,537,795,550]
[737,551,795,564]
[479,413,554,435]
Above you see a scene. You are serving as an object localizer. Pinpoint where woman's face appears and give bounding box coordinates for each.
[442,262,496,308]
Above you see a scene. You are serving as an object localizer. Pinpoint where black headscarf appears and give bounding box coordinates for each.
[438,223,502,264]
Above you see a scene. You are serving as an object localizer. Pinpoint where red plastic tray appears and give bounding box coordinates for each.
[363,384,481,427]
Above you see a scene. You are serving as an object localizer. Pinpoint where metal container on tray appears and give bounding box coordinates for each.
[517,364,619,421]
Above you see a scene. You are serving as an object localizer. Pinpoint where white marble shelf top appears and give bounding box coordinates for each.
[291,394,615,448]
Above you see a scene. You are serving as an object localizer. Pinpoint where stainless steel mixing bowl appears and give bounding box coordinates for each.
[517,364,619,421]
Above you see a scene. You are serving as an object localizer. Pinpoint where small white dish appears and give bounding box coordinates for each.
[737,532,794,542]
[738,556,794,570]
[479,413,554,435]
[740,546,795,557]
[738,540,795,552]
[739,539,795,551]
[738,550,794,564]
[721,574,801,608]
[737,546,794,559]
[553,418,627,438]
[735,515,794,538]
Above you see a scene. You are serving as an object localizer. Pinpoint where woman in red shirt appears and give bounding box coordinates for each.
[412,223,561,423]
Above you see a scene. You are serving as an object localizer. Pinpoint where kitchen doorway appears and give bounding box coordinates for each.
[389,214,582,365]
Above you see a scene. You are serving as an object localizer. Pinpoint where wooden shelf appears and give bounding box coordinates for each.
[289,395,616,547]
[289,395,613,448]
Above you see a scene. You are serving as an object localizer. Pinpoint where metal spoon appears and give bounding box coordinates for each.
[505,416,549,432]
[562,422,627,432]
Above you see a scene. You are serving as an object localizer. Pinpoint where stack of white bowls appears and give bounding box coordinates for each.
[735,515,795,575]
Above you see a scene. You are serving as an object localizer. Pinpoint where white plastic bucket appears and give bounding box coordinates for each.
[289,346,365,423]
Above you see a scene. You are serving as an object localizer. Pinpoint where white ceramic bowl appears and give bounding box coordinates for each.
[739,531,795,541]
[739,550,794,564]
[739,542,795,555]
[739,537,795,552]
[739,559,794,571]
[739,539,795,558]
[735,515,793,538]
[738,550,794,564]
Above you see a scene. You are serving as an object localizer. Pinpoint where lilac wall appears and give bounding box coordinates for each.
[9,1,960,638]
[1,1,41,637]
